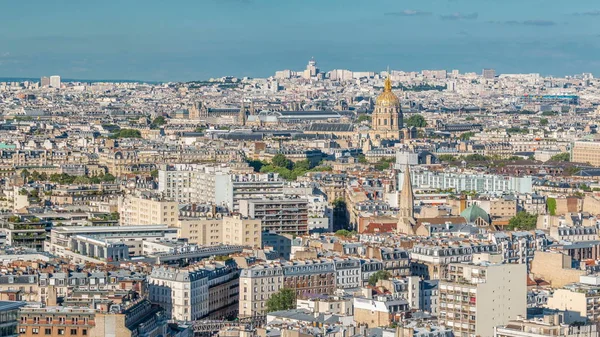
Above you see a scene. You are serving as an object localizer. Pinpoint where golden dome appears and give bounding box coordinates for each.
[376,77,400,107]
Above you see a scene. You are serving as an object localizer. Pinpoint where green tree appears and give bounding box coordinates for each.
[539,118,549,126]
[247,159,266,172]
[437,154,457,162]
[464,154,488,162]
[101,173,116,182]
[357,154,368,164]
[150,170,159,178]
[112,129,142,139]
[335,229,356,237]
[266,288,296,313]
[294,160,311,171]
[368,270,392,286]
[374,158,395,171]
[357,114,371,123]
[271,154,293,170]
[507,211,538,231]
[405,114,427,128]
[20,169,30,181]
[549,152,570,162]
[465,116,475,121]
[152,116,167,126]
[459,132,475,141]
[332,198,346,210]
[541,111,559,116]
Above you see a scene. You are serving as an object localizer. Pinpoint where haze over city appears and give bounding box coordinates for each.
[1,0,600,81]
[4,2,600,337]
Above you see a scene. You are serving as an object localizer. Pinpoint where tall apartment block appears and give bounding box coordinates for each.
[438,262,527,337]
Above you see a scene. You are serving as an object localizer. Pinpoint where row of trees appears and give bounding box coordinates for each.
[248,155,332,181]
[22,170,116,184]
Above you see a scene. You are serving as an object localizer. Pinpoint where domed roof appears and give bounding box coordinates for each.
[376,77,400,107]
[460,204,491,224]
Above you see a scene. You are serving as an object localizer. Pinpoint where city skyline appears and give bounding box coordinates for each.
[1,0,600,81]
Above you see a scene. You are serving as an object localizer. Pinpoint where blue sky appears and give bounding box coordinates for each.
[1,0,600,81]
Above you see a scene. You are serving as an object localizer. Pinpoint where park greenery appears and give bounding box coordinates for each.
[539,118,549,126]
[247,154,332,181]
[266,288,296,313]
[335,229,357,237]
[356,114,371,123]
[21,170,116,185]
[374,157,396,171]
[547,198,556,216]
[405,114,427,128]
[507,211,538,231]
[110,129,142,139]
[368,270,392,286]
[549,152,570,162]
[150,116,167,129]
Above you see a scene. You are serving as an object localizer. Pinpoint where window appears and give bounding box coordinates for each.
[19,328,26,334]
[70,329,77,335]
[58,329,65,335]
[45,329,52,335]
[33,328,39,335]
[82,330,87,336]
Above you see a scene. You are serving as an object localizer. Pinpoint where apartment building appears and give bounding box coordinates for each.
[119,194,178,227]
[177,215,262,248]
[572,141,600,166]
[410,242,498,280]
[281,259,336,297]
[158,164,284,210]
[438,262,527,337]
[148,261,238,321]
[239,198,309,236]
[18,305,95,337]
[148,265,209,321]
[222,216,262,247]
[403,170,533,194]
[494,314,598,337]
[546,276,600,323]
[238,264,284,318]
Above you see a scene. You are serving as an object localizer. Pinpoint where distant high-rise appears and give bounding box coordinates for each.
[304,57,319,79]
[40,76,50,87]
[49,75,61,88]
[482,68,496,79]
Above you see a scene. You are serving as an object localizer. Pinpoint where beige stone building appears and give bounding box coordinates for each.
[439,262,527,337]
[238,264,284,318]
[177,215,224,246]
[222,215,262,247]
[494,314,597,337]
[177,215,262,248]
[119,194,178,227]
[530,251,585,288]
[572,141,600,166]
[546,280,600,323]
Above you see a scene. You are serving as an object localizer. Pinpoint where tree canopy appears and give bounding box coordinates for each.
[405,114,427,128]
[549,152,570,162]
[111,129,142,139]
[357,114,371,123]
[507,211,538,231]
[266,288,296,313]
[335,229,356,237]
[253,155,332,181]
[368,270,391,286]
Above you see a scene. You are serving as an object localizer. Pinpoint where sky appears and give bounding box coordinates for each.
[1,0,600,82]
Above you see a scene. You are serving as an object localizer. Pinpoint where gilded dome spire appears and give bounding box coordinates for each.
[376,74,400,107]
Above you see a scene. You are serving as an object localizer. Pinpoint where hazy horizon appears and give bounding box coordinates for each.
[2,0,600,82]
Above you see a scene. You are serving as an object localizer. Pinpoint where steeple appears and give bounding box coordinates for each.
[399,164,414,218]
[238,99,246,126]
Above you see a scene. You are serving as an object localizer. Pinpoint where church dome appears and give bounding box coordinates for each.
[376,77,400,107]
[460,205,491,224]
